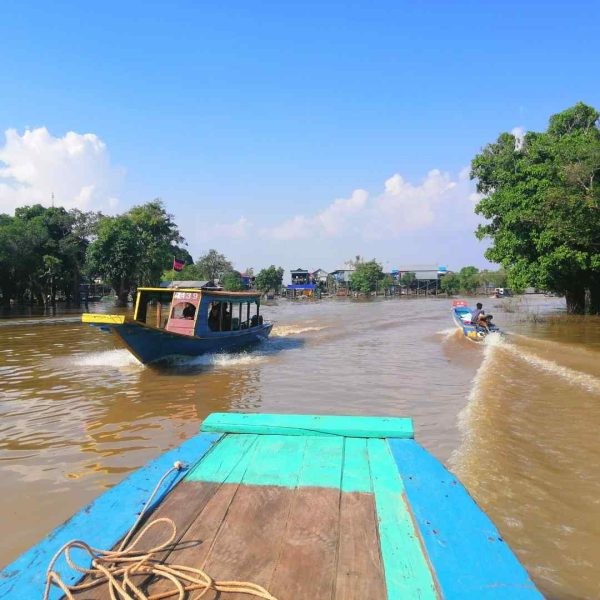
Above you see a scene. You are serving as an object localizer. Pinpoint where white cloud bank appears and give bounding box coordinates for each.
[260,168,479,242]
[0,127,123,214]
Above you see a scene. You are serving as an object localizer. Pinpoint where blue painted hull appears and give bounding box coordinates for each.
[104,321,273,364]
[452,307,499,342]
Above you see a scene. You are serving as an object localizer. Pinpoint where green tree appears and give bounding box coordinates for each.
[221,271,245,291]
[127,200,183,285]
[195,249,233,281]
[350,260,384,294]
[87,200,183,305]
[400,272,416,286]
[0,204,96,307]
[458,266,480,293]
[162,262,205,282]
[86,215,141,305]
[440,272,460,295]
[478,269,507,289]
[380,274,394,292]
[472,102,600,313]
[255,265,284,293]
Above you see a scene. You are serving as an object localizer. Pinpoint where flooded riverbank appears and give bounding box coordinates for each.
[1,295,598,598]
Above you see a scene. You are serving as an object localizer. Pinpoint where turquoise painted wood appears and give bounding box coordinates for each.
[340,437,373,493]
[185,433,259,483]
[368,439,439,600]
[389,439,544,599]
[0,432,221,600]
[186,433,371,493]
[201,412,414,438]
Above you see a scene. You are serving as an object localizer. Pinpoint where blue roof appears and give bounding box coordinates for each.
[287,284,317,290]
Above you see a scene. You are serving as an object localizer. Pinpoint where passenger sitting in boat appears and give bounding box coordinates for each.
[471,303,491,329]
[182,303,196,320]
[222,306,232,330]
[208,303,221,331]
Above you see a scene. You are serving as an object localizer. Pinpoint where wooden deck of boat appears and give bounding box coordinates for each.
[1,413,543,600]
[74,480,386,599]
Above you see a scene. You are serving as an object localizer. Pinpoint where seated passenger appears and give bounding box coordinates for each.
[208,303,221,331]
[182,303,196,320]
[223,306,232,330]
[471,302,491,329]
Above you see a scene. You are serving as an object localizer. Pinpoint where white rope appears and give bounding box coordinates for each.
[43,461,279,600]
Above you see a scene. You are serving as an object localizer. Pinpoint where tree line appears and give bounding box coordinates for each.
[0,199,283,308]
[347,260,506,295]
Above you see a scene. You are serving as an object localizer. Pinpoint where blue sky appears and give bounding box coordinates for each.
[1,1,599,275]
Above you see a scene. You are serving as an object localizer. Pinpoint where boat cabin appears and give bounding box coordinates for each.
[133,287,263,338]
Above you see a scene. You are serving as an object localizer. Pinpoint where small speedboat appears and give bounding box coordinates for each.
[82,283,272,364]
[451,300,500,341]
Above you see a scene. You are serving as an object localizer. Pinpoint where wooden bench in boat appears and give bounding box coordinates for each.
[0,413,542,599]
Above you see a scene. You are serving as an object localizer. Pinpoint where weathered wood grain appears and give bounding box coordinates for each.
[269,486,341,599]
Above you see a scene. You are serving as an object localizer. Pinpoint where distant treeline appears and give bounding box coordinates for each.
[0,200,284,307]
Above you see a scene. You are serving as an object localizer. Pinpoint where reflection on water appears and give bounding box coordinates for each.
[1,296,599,598]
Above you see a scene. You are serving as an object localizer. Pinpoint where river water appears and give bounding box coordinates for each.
[1,296,598,598]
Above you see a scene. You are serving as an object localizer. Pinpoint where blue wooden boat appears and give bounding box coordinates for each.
[82,286,272,364]
[451,300,500,342]
[0,413,542,599]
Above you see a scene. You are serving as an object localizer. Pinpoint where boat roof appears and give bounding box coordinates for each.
[137,287,262,299]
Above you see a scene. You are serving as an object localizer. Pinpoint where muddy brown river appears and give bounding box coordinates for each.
[1,296,599,598]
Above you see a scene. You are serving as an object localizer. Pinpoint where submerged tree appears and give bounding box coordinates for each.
[0,205,97,307]
[255,265,284,293]
[472,102,600,313]
[350,260,384,294]
[87,200,182,305]
[221,271,245,291]
[195,249,234,281]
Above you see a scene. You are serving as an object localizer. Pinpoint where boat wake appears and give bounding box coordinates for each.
[71,349,143,369]
[484,332,600,393]
[436,327,461,340]
[271,324,328,337]
[179,352,269,368]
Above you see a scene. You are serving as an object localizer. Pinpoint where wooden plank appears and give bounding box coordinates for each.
[202,412,414,439]
[334,492,387,600]
[368,438,438,600]
[269,487,341,599]
[388,439,543,599]
[202,485,296,600]
[340,437,372,493]
[71,481,222,599]
[335,437,387,599]
[267,433,344,598]
[144,434,263,598]
[185,433,258,482]
[0,432,221,600]
[202,435,307,598]
[143,482,244,599]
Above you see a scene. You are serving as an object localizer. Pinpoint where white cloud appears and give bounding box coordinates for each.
[211,216,251,239]
[261,168,477,241]
[0,127,123,214]
[264,189,369,241]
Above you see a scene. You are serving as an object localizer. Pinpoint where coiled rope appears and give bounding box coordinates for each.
[43,462,279,600]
